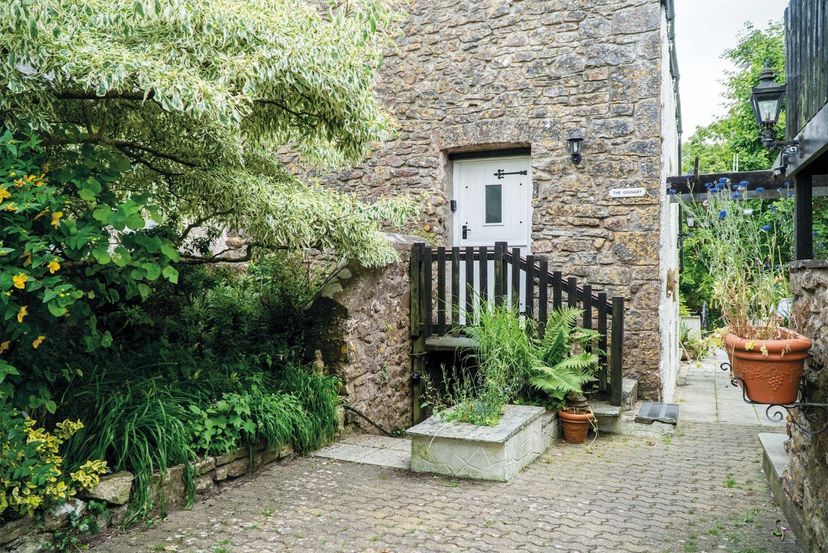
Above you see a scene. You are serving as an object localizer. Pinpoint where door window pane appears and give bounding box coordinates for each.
[485,184,502,224]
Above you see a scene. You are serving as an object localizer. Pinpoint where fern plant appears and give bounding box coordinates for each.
[440,304,602,425]
[530,307,601,405]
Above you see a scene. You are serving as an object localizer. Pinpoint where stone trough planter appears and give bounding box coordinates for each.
[407,405,555,482]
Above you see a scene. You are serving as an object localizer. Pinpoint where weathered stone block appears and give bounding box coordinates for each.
[85,470,133,505]
[408,405,549,481]
[0,517,36,545]
[149,464,187,509]
[215,458,249,481]
[44,498,86,531]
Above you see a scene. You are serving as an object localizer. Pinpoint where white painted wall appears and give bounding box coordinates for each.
[658,4,681,402]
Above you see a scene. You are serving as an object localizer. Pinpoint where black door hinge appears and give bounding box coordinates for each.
[493,169,528,180]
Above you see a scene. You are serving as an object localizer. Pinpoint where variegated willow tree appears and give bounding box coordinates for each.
[0,0,412,266]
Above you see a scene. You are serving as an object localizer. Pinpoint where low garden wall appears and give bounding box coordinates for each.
[305,233,419,435]
[785,260,828,551]
[0,444,295,553]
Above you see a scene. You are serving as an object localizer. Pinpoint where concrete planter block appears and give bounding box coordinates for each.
[407,405,550,482]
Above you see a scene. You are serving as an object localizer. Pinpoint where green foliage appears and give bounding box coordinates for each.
[682,22,785,174]
[45,255,338,520]
[679,181,789,340]
[0,409,106,520]
[0,133,180,412]
[0,0,415,266]
[530,308,599,404]
[59,364,339,521]
[435,305,600,426]
[679,321,708,360]
[461,304,538,420]
[50,499,107,553]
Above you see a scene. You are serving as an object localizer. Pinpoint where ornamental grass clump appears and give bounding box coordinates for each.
[678,178,790,341]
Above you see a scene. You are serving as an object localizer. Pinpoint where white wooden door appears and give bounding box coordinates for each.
[453,156,532,250]
[452,155,532,320]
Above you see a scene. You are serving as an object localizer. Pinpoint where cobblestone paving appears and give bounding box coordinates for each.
[91,422,797,553]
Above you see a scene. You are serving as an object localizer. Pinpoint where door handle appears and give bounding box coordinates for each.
[462,225,470,239]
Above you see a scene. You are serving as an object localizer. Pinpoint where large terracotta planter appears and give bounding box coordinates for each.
[725,331,812,404]
[558,409,594,444]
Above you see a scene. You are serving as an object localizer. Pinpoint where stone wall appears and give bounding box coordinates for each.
[305,234,417,434]
[0,444,295,553]
[321,0,678,398]
[785,260,828,552]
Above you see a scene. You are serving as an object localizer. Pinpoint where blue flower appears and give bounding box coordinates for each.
[738,180,750,187]
[755,187,765,193]
[704,182,713,190]
[762,224,772,231]
[731,192,741,199]
[718,177,728,184]
[719,210,727,220]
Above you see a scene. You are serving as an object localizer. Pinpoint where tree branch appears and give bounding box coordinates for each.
[180,209,236,243]
[179,242,272,264]
[43,135,200,169]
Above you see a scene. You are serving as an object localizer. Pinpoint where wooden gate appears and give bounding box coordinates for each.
[409,241,625,422]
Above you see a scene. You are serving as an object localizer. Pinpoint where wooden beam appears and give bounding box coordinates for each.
[795,172,814,260]
[666,170,778,194]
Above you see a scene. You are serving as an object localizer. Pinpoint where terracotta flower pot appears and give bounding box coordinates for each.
[724,331,812,404]
[558,408,594,444]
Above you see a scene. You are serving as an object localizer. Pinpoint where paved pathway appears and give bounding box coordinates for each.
[90,354,797,553]
[676,350,787,427]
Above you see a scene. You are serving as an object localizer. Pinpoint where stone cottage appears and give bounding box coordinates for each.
[315,0,682,432]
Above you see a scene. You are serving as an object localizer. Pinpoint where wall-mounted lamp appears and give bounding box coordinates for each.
[750,61,800,169]
[686,216,695,228]
[567,130,583,166]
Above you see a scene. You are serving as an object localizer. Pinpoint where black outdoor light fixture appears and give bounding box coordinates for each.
[568,129,583,165]
[750,61,800,166]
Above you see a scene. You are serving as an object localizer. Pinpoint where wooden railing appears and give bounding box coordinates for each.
[409,242,625,416]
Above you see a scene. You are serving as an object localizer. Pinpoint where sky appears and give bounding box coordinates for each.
[675,0,789,137]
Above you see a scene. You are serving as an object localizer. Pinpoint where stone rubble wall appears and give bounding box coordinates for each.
[0,444,294,553]
[786,260,828,552]
[316,0,675,398]
[305,234,418,435]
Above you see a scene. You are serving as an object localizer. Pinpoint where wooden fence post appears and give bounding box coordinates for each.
[538,257,548,335]
[610,296,625,406]
[494,242,506,306]
[410,243,426,424]
[597,292,608,393]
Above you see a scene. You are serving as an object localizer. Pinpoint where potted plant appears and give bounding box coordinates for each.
[679,178,812,404]
[530,308,600,444]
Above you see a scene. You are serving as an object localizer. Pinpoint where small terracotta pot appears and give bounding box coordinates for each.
[558,408,594,444]
[725,331,812,404]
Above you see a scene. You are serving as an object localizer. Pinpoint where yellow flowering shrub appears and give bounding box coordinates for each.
[0,409,107,518]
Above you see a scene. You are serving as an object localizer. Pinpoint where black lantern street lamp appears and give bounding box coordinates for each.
[568,130,583,165]
[750,61,800,166]
[751,62,786,146]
